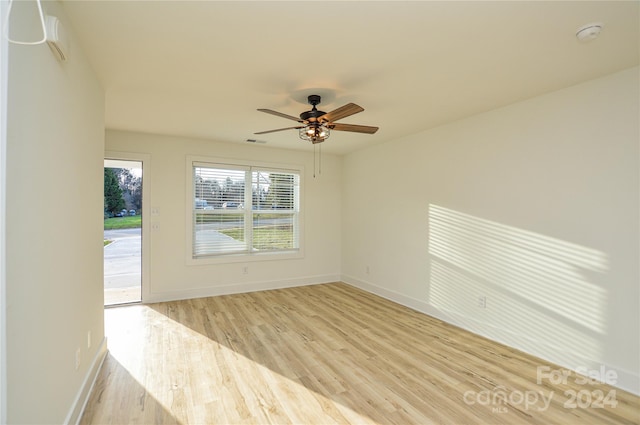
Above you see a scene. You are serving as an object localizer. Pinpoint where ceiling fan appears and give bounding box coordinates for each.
[255,95,379,144]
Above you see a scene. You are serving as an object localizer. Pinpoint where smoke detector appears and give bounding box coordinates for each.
[576,23,603,42]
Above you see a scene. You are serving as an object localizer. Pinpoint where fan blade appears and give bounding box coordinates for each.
[330,123,379,134]
[254,126,303,135]
[257,109,303,122]
[318,103,364,123]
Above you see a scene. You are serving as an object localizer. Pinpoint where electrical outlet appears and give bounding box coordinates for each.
[242,266,249,275]
[365,265,370,275]
[87,331,91,349]
[477,296,487,309]
[75,348,81,370]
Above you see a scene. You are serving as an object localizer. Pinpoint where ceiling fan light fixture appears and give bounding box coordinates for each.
[257,94,378,142]
[299,125,330,144]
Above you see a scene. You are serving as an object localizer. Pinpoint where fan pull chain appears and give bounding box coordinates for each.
[312,143,323,178]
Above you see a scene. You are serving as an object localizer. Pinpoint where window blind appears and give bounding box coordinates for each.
[193,163,300,258]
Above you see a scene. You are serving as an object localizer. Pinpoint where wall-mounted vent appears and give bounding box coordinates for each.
[45,15,69,61]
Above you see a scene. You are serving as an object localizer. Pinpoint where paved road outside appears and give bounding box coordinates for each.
[194,216,291,231]
[104,228,141,305]
[194,228,245,255]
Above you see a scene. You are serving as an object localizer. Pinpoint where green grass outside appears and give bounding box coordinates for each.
[195,213,243,224]
[194,212,292,224]
[104,240,113,246]
[104,215,142,230]
[219,226,293,250]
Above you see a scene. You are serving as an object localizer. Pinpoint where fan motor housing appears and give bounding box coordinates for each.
[300,94,326,122]
[300,109,326,122]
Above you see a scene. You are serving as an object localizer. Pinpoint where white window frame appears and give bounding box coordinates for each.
[186,156,304,265]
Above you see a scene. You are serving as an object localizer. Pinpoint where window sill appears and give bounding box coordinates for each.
[186,249,303,266]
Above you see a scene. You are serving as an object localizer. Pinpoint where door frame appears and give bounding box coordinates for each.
[104,151,151,303]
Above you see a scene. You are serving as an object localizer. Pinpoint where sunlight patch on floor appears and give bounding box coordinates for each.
[105,305,380,425]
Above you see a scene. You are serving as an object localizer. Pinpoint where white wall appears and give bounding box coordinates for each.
[5,1,105,423]
[0,0,8,421]
[106,130,342,302]
[342,67,639,394]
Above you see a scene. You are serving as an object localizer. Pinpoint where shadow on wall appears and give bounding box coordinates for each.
[427,204,609,367]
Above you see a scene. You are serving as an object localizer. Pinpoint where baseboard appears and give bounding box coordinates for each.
[64,337,108,425]
[342,274,640,396]
[145,274,341,303]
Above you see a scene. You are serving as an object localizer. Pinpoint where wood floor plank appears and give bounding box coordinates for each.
[81,282,640,424]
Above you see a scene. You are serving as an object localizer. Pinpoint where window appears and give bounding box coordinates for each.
[189,159,301,260]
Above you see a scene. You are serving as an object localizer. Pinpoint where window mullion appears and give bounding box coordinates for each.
[244,170,253,252]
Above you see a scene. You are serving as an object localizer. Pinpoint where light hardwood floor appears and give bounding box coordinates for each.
[81,282,639,424]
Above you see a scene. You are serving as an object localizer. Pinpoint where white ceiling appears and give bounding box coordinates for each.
[62,1,639,155]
